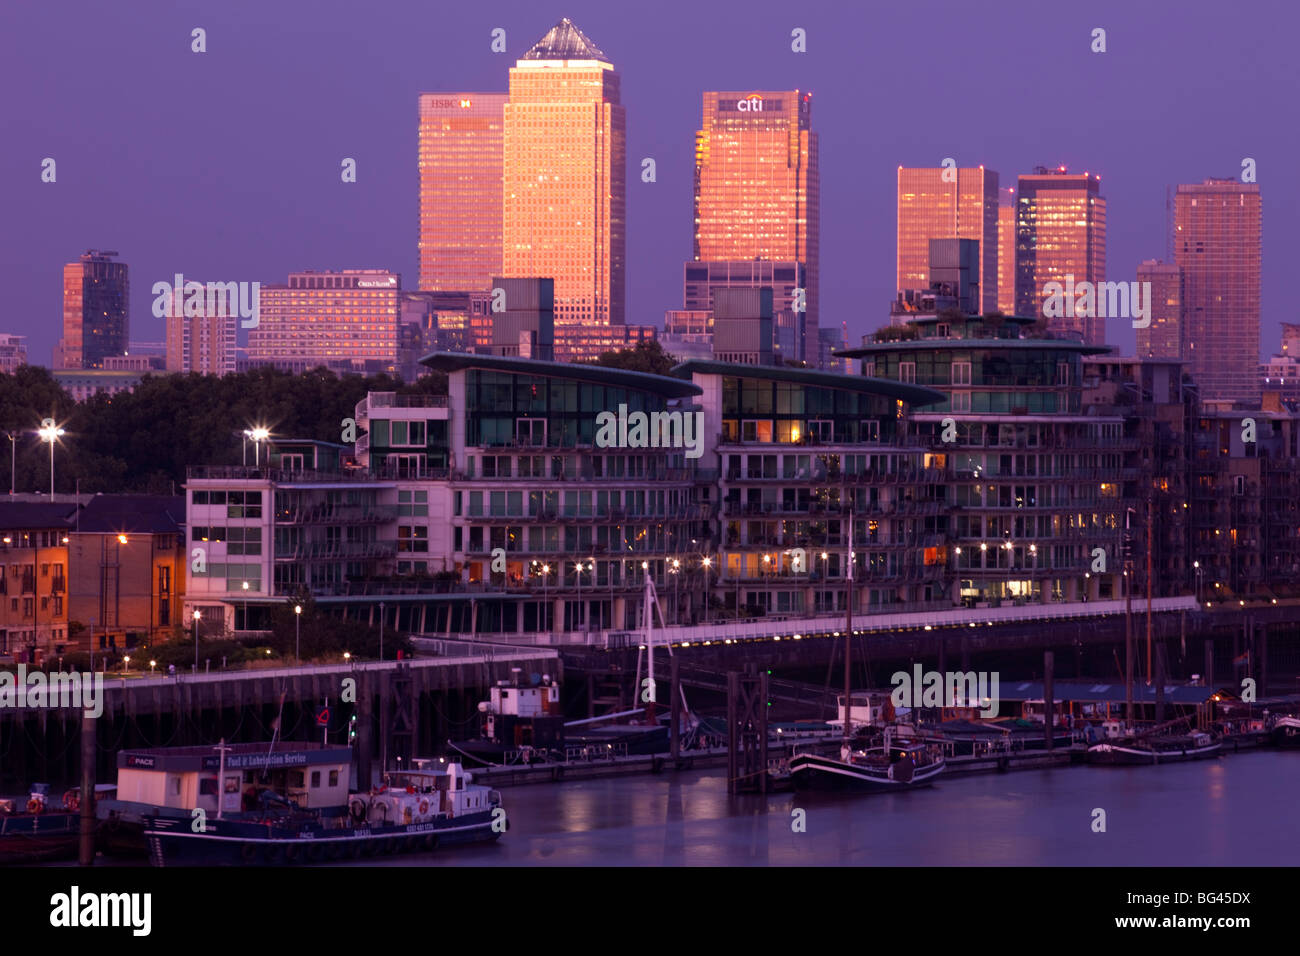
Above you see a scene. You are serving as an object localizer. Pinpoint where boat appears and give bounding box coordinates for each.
[788,729,945,792]
[1087,731,1220,765]
[0,784,89,865]
[143,759,504,866]
[1268,715,1300,749]
[447,670,566,767]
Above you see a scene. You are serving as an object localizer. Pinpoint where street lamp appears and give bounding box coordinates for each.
[701,556,712,623]
[123,655,130,674]
[193,609,201,670]
[244,426,270,466]
[241,581,249,633]
[3,430,17,497]
[150,659,156,675]
[294,604,302,662]
[1193,561,1203,604]
[37,418,65,500]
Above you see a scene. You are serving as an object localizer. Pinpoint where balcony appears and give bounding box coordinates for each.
[276,504,399,525]
[274,541,397,561]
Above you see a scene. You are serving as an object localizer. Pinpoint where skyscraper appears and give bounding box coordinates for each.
[1175,178,1262,405]
[164,287,238,376]
[418,93,508,292]
[503,18,625,329]
[1015,167,1106,344]
[1135,260,1183,360]
[997,188,1016,314]
[695,91,819,335]
[57,250,129,369]
[897,167,998,314]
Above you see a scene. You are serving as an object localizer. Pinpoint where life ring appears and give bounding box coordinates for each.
[63,792,79,812]
[26,798,43,814]
[419,800,429,815]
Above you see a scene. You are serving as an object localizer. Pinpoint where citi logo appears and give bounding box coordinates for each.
[737,95,764,112]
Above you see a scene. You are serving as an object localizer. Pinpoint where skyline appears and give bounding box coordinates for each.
[3,0,1295,367]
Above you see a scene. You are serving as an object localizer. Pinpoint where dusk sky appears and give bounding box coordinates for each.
[2,0,1296,366]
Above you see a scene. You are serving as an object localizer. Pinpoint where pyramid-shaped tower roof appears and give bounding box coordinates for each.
[521,17,609,61]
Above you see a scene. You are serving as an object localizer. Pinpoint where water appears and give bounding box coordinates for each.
[350,751,1300,866]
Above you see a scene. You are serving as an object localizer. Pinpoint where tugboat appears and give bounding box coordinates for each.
[1268,714,1300,749]
[143,759,504,866]
[1088,730,1220,765]
[448,670,566,766]
[0,784,99,865]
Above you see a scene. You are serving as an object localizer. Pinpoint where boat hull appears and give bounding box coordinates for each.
[1087,741,1220,765]
[0,812,82,865]
[788,753,945,792]
[143,809,502,866]
[1271,723,1300,749]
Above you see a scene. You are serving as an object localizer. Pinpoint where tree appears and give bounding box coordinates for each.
[590,339,679,376]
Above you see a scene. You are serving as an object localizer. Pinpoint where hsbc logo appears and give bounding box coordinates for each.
[736,95,764,112]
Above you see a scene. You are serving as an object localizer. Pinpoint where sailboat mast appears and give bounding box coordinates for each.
[844,498,853,744]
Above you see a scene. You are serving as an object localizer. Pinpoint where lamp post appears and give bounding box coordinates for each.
[38,419,65,501]
[701,556,712,624]
[1193,561,1203,604]
[192,609,201,671]
[244,427,270,467]
[294,604,302,662]
[670,558,681,625]
[3,430,17,497]
[241,581,249,634]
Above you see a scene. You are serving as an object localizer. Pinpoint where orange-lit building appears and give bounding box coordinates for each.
[1135,260,1184,360]
[248,270,400,374]
[694,91,819,333]
[1014,166,1106,344]
[1175,178,1262,406]
[418,93,508,293]
[0,503,74,662]
[56,250,129,370]
[897,167,999,314]
[996,189,1016,314]
[503,18,625,330]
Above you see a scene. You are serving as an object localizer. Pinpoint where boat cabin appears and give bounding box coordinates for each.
[478,673,564,748]
[114,743,353,816]
[834,692,895,730]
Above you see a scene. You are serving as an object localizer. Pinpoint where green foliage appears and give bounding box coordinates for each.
[0,366,448,494]
[589,339,679,377]
[266,596,408,662]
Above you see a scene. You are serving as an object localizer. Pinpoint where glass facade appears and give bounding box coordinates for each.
[418,93,507,293]
[504,22,625,328]
[1015,169,1107,344]
[896,167,999,314]
[249,271,399,374]
[60,252,129,369]
[694,91,818,330]
[1175,179,1262,405]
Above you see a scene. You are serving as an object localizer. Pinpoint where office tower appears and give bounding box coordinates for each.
[695,91,819,334]
[682,260,811,364]
[711,288,774,366]
[1014,167,1106,344]
[503,18,625,328]
[1175,178,1262,405]
[1135,260,1183,360]
[57,250,129,369]
[997,189,1016,313]
[0,335,27,373]
[249,270,400,374]
[418,93,508,292]
[897,167,998,314]
[164,286,238,375]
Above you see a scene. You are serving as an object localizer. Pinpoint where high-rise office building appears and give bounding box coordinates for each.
[997,188,1016,314]
[1175,178,1262,405]
[897,167,998,314]
[695,91,819,333]
[57,250,129,369]
[418,93,508,292]
[0,335,27,373]
[1135,260,1183,360]
[503,18,625,329]
[248,270,400,374]
[1015,167,1106,344]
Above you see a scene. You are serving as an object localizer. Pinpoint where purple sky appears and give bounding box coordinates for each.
[2,0,1296,367]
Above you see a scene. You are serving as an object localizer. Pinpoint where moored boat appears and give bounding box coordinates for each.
[788,730,945,792]
[143,760,504,866]
[1268,715,1300,749]
[0,785,82,865]
[1087,731,1220,765]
